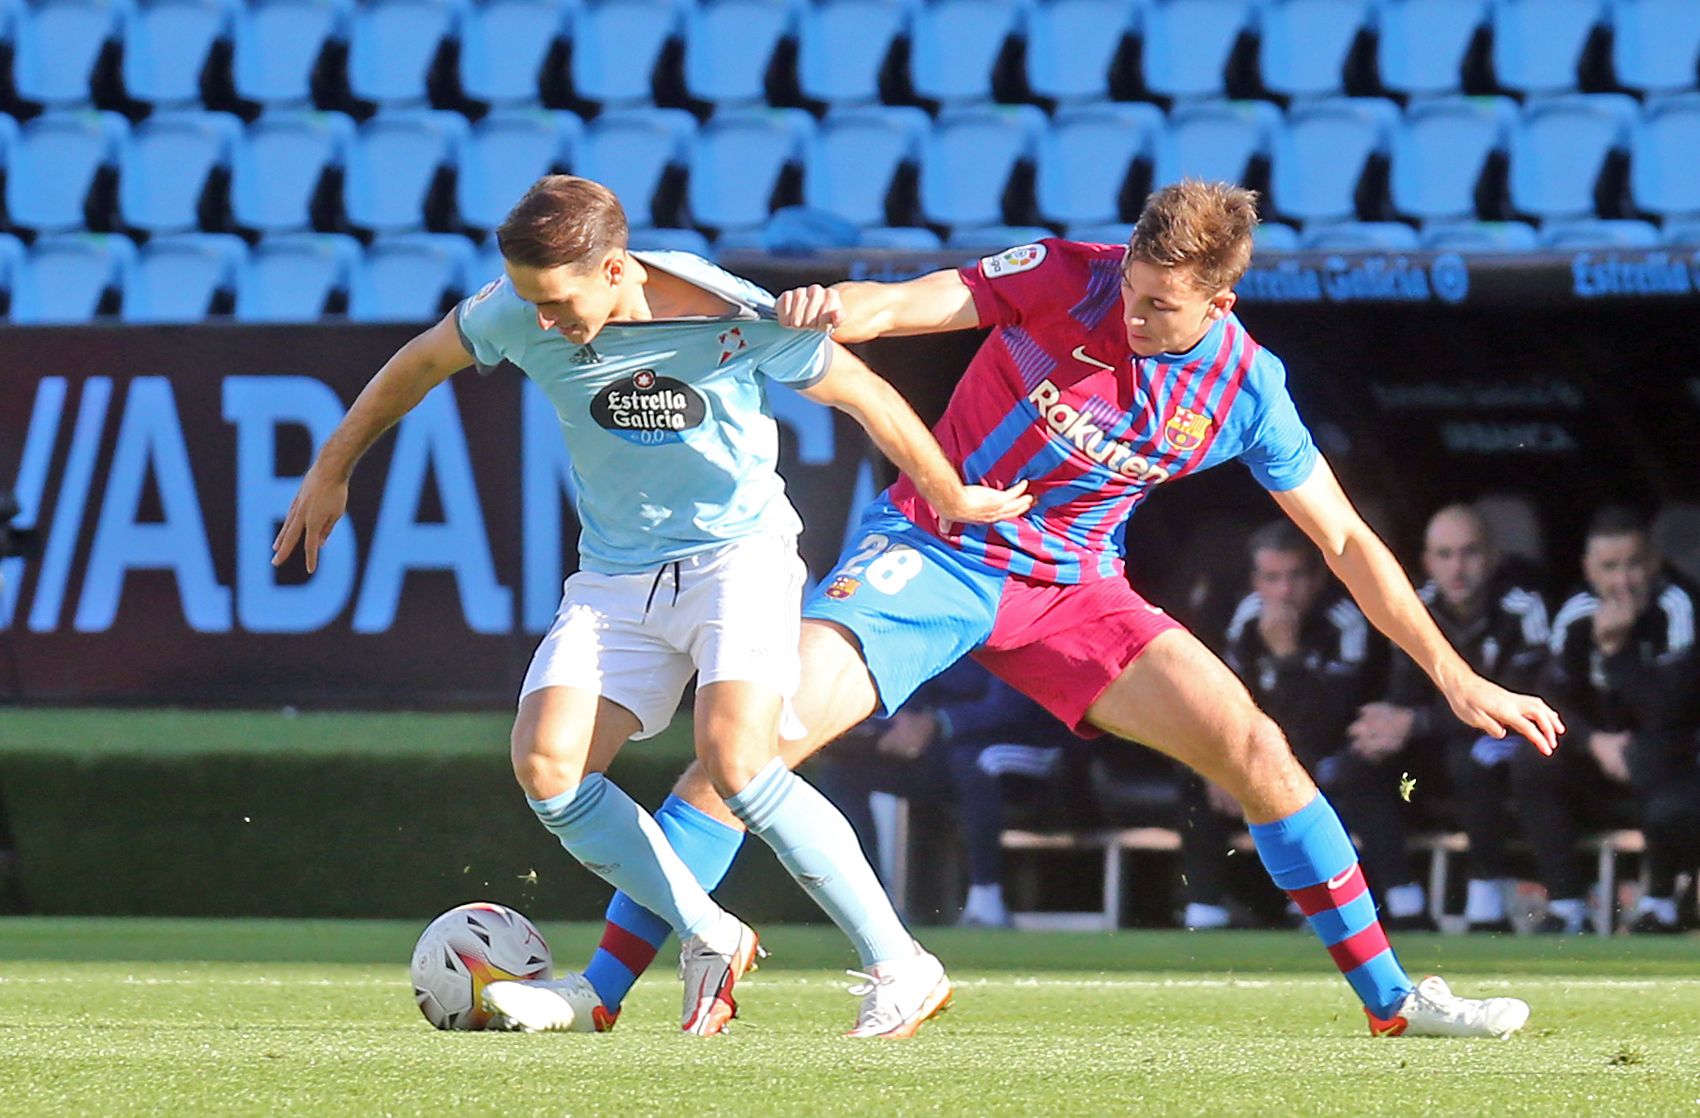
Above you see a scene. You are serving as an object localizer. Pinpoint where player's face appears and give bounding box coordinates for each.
[1251,547,1321,616]
[1119,259,1236,358]
[1423,514,1493,610]
[505,252,623,344]
[1583,531,1658,613]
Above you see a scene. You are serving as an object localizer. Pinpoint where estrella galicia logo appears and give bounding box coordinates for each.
[590,369,706,445]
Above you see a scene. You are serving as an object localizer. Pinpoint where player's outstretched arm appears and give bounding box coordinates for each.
[271,314,473,573]
[1271,457,1565,755]
[776,269,979,343]
[799,343,1032,524]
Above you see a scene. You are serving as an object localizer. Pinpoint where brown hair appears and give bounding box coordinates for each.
[1128,179,1260,293]
[495,175,629,270]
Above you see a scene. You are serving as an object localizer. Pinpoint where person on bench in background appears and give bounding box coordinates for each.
[812,658,1083,928]
[1539,507,1700,935]
[1351,504,1552,933]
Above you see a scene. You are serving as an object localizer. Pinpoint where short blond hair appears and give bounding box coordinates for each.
[1128,180,1260,293]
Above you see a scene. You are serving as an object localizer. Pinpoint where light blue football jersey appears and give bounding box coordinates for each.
[455,251,831,574]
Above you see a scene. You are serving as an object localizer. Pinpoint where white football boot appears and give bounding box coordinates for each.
[482,972,618,1033]
[1365,975,1530,1038]
[845,947,954,1038]
[678,914,764,1036]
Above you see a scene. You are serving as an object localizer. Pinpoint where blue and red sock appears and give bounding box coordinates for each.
[1249,791,1414,1020]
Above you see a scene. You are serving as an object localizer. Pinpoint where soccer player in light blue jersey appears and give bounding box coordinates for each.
[271,176,1030,1037]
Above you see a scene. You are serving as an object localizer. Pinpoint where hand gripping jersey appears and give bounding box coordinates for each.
[886,239,1319,584]
[456,251,831,574]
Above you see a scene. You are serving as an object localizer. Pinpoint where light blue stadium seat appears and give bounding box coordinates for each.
[15,0,130,107]
[629,226,715,256]
[711,227,767,251]
[1272,98,1397,225]
[1026,0,1138,103]
[1259,0,1368,99]
[688,107,811,231]
[1664,220,1700,246]
[1421,220,1538,252]
[121,233,246,322]
[1372,0,1485,97]
[5,111,128,233]
[685,0,797,107]
[1300,221,1419,251]
[459,0,570,105]
[234,0,349,107]
[0,112,17,176]
[469,238,505,288]
[1490,0,1604,96]
[798,0,910,105]
[1610,0,1700,94]
[1390,96,1515,223]
[1153,99,1279,189]
[1066,221,1133,243]
[804,106,928,227]
[235,232,361,320]
[910,0,1024,105]
[13,233,137,322]
[1539,218,1659,248]
[1037,103,1163,228]
[118,110,243,233]
[121,0,234,107]
[344,109,470,233]
[920,104,1045,229]
[861,225,943,249]
[1254,221,1300,251]
[0,232,26,315]
[946,224,1054,251]
[1631,93,1700,218]
[348,0,463,107]
[1141,0,1255,100]
[576,108,695,227]
[457,109,582,231]
[1509,93,1636,220]
[349,232,475,321]
[232,110,356,233]
[573,0,682,106]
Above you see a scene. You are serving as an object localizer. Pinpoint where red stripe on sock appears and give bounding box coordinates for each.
[598,922,660,975]
[1326,922,1392,973]
[1287,863,1369,916]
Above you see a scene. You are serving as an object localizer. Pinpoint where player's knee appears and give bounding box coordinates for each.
[696,743,774,800]
[509,721,588,801]
[1223,716,1299,792]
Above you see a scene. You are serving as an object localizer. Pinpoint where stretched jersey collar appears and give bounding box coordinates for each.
[1145,314,1230,368]
[620,250,763,326]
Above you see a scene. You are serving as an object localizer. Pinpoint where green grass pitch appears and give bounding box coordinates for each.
[2,920,1696,1116]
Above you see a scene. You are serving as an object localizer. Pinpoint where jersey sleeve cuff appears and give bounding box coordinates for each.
[957,263,999,329]
[453,309,499,376]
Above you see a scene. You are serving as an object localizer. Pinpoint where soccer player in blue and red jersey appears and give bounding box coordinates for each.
[532,180,1564,1039]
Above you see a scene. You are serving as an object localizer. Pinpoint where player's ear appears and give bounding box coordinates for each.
[1208,288,1237,321]
[602,249,624,287]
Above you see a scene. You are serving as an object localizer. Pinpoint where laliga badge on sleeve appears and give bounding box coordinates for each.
[980,243,1047,279]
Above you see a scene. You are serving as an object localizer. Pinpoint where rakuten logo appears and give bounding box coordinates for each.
[1027,380,1169,484]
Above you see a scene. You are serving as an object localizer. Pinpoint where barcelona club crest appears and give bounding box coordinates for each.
[824,576,861,600]
[1164,406,1212,452]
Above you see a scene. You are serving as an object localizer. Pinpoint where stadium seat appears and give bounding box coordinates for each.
[14,0,129,107]
[861,225,943,249]
[348,0,463,107]
[121,0,235,108]
[344,109,470,234]
[629,226,715,255]
[1421,220,1538,252]
[12,233,136,322]
[5,110,128,233]
[946,224,1054,250]
[1258,0,1368,100]
[1141,0,1256,100]
[232,110,356,234]
[1036,103,1164,228]
[1490,0,1604,96]
[235,232,361,320]
[804,105,930,227]
[1254,221,1300,251]
[1270,98,1398,225]
[457,109,582,232]
[469,238,505,287]
[797,0,910,106]
[121,233,246,322]
[1300,221,1419,251]
[919,104,1045,230]
[117,110,242,234]
[576,108,695,227]
[1153,99,1280,190]
[1610,0,1700,94]
[910,0,1024,105]
[1508,93,1636,221]
[0,232,25,315]
[1390,96,1516,223]
[684,0,798,107]
[1664,220,1700,246]
[1067,221,1134,243]
[572,0,683,107]
[349,232,475,321]
[1539,219,1660,248]
[1631,94,1700,219]
[233,0,350,107]
[1026,0,1137,103]
[0,111,18,185]
[458,0,570,106]
[688,108,811,231]
[1372,0,1486,97]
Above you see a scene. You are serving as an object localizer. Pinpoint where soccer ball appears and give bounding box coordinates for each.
[411,902,553,1030]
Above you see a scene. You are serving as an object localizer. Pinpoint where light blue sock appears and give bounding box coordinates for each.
[528,774,721,940]
[725,758,914,968]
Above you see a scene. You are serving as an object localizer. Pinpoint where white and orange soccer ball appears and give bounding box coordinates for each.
[411,902,553,1030]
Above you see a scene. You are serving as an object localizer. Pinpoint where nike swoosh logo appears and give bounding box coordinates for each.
[1071,345,1116,371]
[1325,868,1355,891]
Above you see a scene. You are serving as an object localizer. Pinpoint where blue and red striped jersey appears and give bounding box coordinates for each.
[887,238,1318,584]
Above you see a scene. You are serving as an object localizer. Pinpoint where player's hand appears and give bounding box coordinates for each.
[931,479,1033,526]
[776,284,843,334]
[1440,672,1564,757]
[272,465,349,575]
